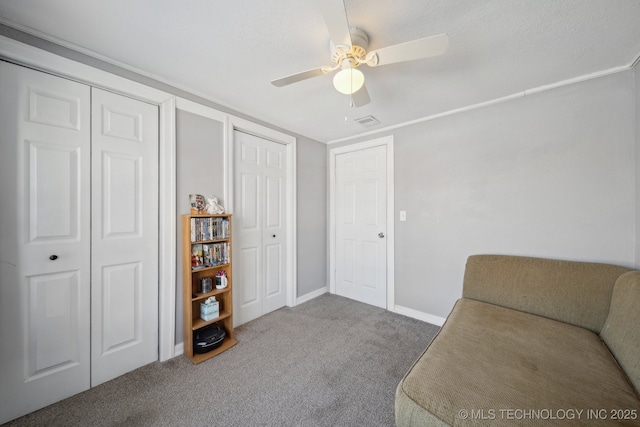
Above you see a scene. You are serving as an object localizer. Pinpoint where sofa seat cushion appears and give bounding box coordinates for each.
[396,298,640,426]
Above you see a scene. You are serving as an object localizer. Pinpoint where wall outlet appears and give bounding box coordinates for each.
[400,211,407,222]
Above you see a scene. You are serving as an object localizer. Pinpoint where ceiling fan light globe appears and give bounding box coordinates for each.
[333,68,365,95]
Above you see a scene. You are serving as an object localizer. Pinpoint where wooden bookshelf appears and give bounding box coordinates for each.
[182,214,237,363]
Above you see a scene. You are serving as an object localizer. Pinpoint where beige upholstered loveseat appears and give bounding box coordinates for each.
[396,255,640,426]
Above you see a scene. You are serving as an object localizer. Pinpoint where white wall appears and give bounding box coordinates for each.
[175,109,225,342]
[333,70,637,320]
[297,140,328,297]
[635,63,640,268]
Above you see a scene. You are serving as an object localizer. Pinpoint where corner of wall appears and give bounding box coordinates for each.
[393,305,446,327]
[296,286,329,306]
[634,61,640,268]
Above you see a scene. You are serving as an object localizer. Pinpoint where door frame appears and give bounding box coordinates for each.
[329,136,395,309]
[226,116,298,309]
[0,35,177,362]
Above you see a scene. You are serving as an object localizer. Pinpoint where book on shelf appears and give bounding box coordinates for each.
[203,244,212,267]
[190,217,230,242]
[191,241,229,270]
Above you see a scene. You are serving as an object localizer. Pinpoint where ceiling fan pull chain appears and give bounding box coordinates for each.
[345,97,351,122]
[344,101,348,122]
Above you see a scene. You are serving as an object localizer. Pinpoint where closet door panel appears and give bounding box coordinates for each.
[0,61,91,425]
[26,271,82,375]
[233,131,287,325]
[90,88,159,387]
[27,142,80,241]
[261,142,287,314]
[102,152,141,237]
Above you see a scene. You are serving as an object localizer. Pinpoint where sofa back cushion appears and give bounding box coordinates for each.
[463,254,630,333]
[601,271,640,395]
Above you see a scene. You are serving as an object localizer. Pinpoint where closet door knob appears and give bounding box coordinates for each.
[49,255,58,261]
[272,234,276,238]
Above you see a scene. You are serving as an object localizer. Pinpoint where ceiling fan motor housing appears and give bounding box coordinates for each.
[330,27,369,65]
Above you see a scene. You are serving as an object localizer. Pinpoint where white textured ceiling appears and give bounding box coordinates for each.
[1,0,640,143]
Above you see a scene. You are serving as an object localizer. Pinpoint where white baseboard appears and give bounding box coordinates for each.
[393,305,446,326]
[296,286,328,305]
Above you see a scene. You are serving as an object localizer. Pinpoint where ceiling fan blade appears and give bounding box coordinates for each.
[351,83,370,107]
[271,68,326,87]
[367,34,448,67]
[317,0,352,48]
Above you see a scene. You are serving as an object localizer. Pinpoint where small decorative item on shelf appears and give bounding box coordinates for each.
[200,276,213,294]
[203,244,212,267]
[189,194,206,214]
[200,296,219,321]
[191,244,204,269]
[216,270,228,289]
[191,244,206,270]
[206,195,225,214]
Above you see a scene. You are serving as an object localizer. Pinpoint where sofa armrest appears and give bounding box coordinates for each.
[462,254,630,333]
[601,271,640,396]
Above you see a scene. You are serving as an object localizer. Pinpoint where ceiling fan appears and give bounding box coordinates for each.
[270,0,449,107]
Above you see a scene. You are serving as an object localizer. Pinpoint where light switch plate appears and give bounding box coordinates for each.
[400,211,407,221]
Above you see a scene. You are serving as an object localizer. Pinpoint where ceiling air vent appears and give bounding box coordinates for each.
[353,115,380,128]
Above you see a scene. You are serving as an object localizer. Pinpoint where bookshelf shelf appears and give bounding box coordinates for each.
[191,309,233,330]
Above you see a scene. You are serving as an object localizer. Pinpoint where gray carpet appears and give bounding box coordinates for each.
[6,293,439,427]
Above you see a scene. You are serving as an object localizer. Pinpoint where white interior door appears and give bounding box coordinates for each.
[91,88,159,386]
[335,145,387,308]
[0,61,92,423]
[234,131,287,325]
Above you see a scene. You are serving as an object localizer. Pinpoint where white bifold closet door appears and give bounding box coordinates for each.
[0,60,92,424]
[233,131,288,325]
[90,87,159,386]
[0,61,158,424]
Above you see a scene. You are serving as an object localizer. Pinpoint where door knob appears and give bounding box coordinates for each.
[378,232,385,238]
[272,234,276,238]
[49,255,58,260]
